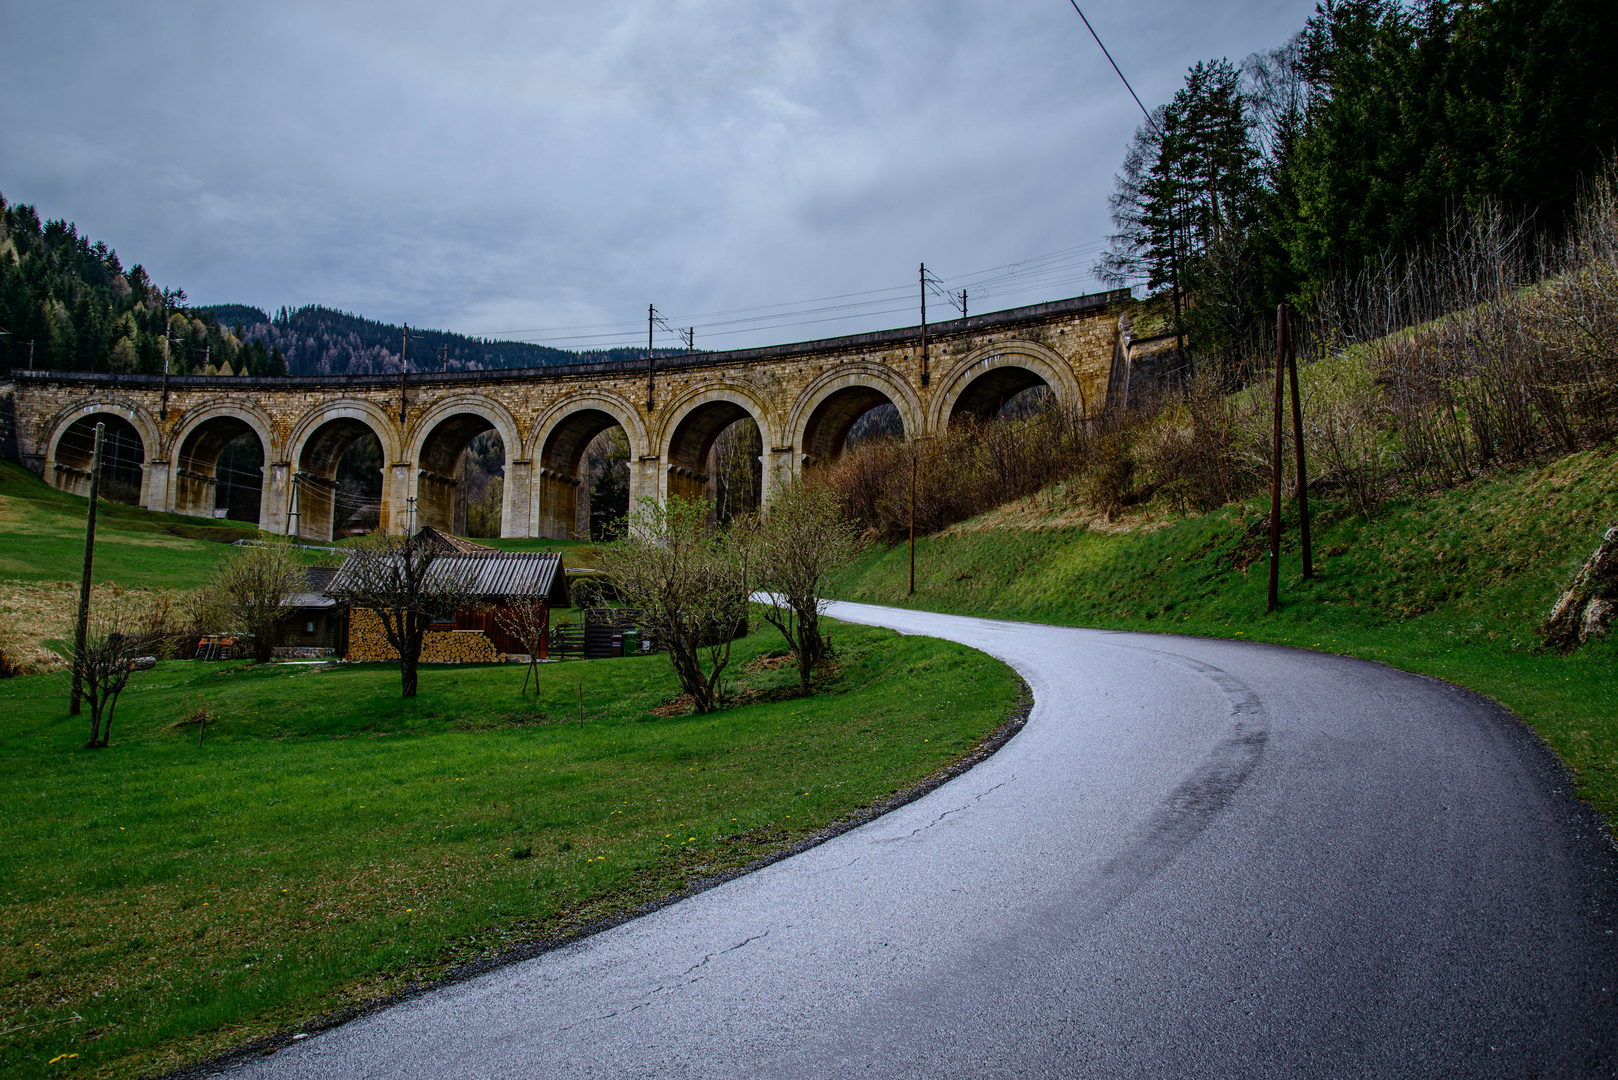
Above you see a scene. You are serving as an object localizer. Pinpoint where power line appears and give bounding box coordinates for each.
[1067,2,1157,131]
[476,239,1111,350]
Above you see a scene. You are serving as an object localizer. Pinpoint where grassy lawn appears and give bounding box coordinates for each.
[831,444,1618,823]
[0,621,1019,1079]
[0,461,259,590]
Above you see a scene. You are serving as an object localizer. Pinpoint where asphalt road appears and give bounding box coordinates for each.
[226,603,1618,1079]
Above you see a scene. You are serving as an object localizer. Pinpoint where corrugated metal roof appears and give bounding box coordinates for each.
[326,550,570,606]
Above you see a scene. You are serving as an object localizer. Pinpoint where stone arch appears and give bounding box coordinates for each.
[285,400,402,541]
[785,364,923,470]
[407,396,522,539]
[43,397,161,507]
[169,400,277,524]
[657,382,775,509]
[930,341,1084,430]
[526,392,650,540]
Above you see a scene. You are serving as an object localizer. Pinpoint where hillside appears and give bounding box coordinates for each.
[197,303,674,378]
[829,445,1618,823]
[0,193,673,379]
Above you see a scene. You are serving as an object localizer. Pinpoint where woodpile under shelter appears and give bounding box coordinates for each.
[329,543,571,664]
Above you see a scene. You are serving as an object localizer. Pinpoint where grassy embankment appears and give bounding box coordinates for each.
[831,444,1618,819]
[0,621,1019,1079]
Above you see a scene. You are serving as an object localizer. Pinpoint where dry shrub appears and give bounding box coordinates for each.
[820,398,1101,542]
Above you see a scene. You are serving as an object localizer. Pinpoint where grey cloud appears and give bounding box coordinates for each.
[0,0,1315,349]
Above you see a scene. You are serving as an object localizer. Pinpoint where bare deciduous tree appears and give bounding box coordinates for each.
[495,595,550,695]
[208,538,303,662]
[755,480,862,694]
[73,590,176,748]
[596,496,752,714]
[325,533,480,698]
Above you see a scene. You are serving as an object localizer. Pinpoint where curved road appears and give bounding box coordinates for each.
[228,603,1618,1079]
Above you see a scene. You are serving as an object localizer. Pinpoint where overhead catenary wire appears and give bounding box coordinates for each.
[474,239,1111,352]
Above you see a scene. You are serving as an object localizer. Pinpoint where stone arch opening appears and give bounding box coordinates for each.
[948,366,1051,425]
[174,417,265,523]
[667,400,762,521]
[801,386,905,466]
[538,409,632,540]
[53,413,145,504]
[416,413,506,538]
[294,417,385,541]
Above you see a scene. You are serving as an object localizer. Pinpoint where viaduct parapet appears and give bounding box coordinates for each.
[9,289,1134,540]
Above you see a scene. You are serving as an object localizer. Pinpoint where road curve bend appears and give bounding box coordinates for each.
[225,603,1618,1079]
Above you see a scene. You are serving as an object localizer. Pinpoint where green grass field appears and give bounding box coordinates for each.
[0,461,260,589]
[0,621,1019,1079]
[831,444,1618,822]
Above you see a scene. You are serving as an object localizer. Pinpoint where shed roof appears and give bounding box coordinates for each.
[287,563,342,610]
[325,550,570,607]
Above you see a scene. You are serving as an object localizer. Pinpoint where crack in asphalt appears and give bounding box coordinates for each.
[873,776,1015,843]
[556,931,773,1033]
[680,931,770,979]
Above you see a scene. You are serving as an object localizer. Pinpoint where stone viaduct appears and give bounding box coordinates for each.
[7,289,1135,540]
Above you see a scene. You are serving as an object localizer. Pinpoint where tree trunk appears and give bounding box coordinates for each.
[397,617,423,698]
[101,694,119,747]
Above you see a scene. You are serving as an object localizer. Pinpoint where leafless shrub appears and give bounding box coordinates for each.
[70,589,178,748]
[754,480,863,694]
[495,595,550,695]
[596,496,753,714]
[206,538,303,662]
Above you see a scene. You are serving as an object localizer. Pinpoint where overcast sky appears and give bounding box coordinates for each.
[0,1,1315,352]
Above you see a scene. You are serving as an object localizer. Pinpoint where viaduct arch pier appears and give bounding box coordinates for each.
[8,290,1142,540]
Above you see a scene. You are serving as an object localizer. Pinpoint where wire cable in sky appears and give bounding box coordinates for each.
[1066,1,1158,132]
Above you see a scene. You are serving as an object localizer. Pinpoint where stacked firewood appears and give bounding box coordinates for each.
[347,610,506,664]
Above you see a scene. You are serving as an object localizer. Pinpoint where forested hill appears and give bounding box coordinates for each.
[1098,0,1618,372]
[0,194,665,378]
[194,303,659,377]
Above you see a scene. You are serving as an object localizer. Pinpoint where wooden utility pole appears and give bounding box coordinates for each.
[1267,305,1285,614]
[1284,304,1313,579]
[442,344,448,372]
[1266,303,1315,612]
[919,264,930,387]
[908,449,917,596]
[69,422,106,716]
